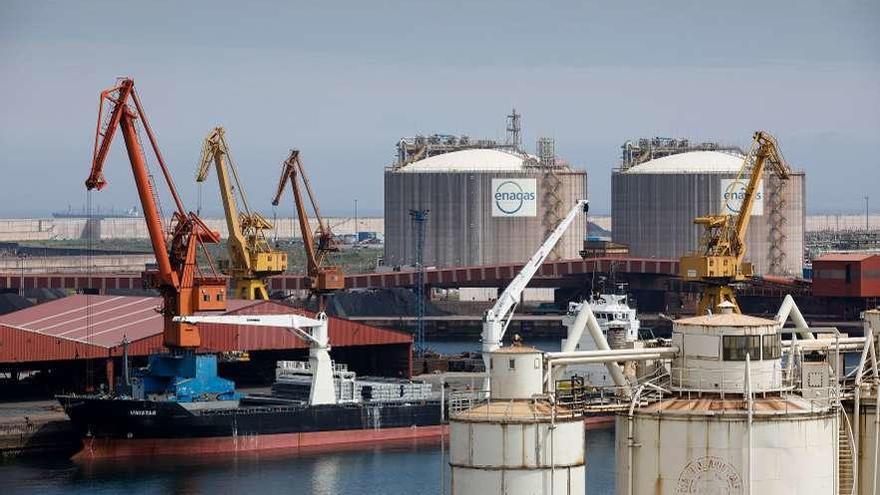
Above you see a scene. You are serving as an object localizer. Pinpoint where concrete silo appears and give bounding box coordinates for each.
[612,150,805,276]
[384,147,587,268]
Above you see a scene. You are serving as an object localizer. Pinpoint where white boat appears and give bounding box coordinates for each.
[560,287,641,387]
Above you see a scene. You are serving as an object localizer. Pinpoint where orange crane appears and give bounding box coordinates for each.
[680,131,790,314]
[272,150,344,298]
[87,78,227,351]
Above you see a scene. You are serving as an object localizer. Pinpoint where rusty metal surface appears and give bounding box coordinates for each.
[641,395,814,415]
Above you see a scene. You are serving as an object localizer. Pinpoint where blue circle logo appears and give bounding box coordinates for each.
[494,181,535,215]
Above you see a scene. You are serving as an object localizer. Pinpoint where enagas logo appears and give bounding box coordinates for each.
[494,181,534,214]
[721,178,763,216]
[491,178,537,217]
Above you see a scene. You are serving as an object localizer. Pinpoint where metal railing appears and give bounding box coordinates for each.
[669,362,795,397]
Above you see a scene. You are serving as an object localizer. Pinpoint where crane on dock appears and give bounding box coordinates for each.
[481,199,589,387]
[197,127,287,300]
[86,78,236,401]
[680,131,791,315]
[272,150,344,301]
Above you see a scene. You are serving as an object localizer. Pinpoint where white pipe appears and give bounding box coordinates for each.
[567,301,631,395]
[871,394,880,495]
[782,337,866,349]
[776,294,816,339]
[547,347,678,361]
[855,327,873,491]
[745,353,753,495]
[626,384,645,495]
[870,324,880,495]
[549,354,663,366]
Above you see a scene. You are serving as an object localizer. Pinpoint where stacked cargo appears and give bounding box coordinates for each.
[272,360,433,403]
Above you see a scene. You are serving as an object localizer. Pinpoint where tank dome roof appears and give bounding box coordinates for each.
[397,149,534,173]
[623,150,744,174]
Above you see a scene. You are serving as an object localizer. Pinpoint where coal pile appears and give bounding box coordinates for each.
[324,288,449,318]
[0,293,33,315]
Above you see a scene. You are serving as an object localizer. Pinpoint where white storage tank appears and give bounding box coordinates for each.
[384,148,587,267]
[612,150,806,276]
[450,346,585,495]
[616,305,837,494]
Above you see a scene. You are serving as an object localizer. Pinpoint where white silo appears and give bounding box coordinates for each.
[615,303,838,494]
[449,345,585,495]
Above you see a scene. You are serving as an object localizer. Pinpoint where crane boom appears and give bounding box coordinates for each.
[87,78,226,350]
[482,199,588,360]
[681,130,791,314]
[272,150,344,294]
[175,313,336,405]
[197,127,287,299]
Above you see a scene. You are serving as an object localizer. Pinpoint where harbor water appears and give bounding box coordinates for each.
[1,429,615,494]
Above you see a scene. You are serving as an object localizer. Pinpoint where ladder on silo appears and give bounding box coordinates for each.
[839,411,855,495]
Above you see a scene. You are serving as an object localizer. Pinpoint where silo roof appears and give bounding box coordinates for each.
[397,148,531,172]
[623,150,744,174]
[676,312,777,327]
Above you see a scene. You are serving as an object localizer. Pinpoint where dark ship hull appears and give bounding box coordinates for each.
[58,395,444,459]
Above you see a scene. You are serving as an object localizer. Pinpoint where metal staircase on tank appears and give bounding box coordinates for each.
[538,137,564,259]
[768,172,788,274]
[839,411,855,495]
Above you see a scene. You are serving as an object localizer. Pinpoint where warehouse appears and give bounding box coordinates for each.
[0,295,413,391]
[612,148,806,276]
[812,252,880,298]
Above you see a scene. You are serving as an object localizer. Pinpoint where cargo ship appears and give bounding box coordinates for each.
[58,360,443,459]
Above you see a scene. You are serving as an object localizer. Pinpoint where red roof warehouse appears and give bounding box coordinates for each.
[812,253,880,298]
[0,295,413,388]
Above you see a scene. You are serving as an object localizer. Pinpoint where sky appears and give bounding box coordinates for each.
[1,0,878,217]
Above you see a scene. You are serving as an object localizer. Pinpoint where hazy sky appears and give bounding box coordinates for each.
[1,1,878,217]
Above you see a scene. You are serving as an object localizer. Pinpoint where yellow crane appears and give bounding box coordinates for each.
[197,127,287,300]
[680,131,790,315]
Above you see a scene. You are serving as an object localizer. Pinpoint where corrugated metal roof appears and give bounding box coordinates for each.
[397,149,531,173]
[0,295,412,363]
[815,252,879,262]
[623,150,744,174]
[0,294,255,348]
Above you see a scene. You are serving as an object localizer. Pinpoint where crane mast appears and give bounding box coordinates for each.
[197,127,287,300]
[87,78,227,350]
[272,150,344,297]
[680,131,790,314]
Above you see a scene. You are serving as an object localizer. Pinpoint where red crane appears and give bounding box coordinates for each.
[272,150,344,297]
[86,78,227,350]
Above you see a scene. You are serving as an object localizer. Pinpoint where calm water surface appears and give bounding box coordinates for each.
[2,428,615,495]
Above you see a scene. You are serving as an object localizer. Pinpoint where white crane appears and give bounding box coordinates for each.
[173,312,336,405]
[481,199,588,386]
